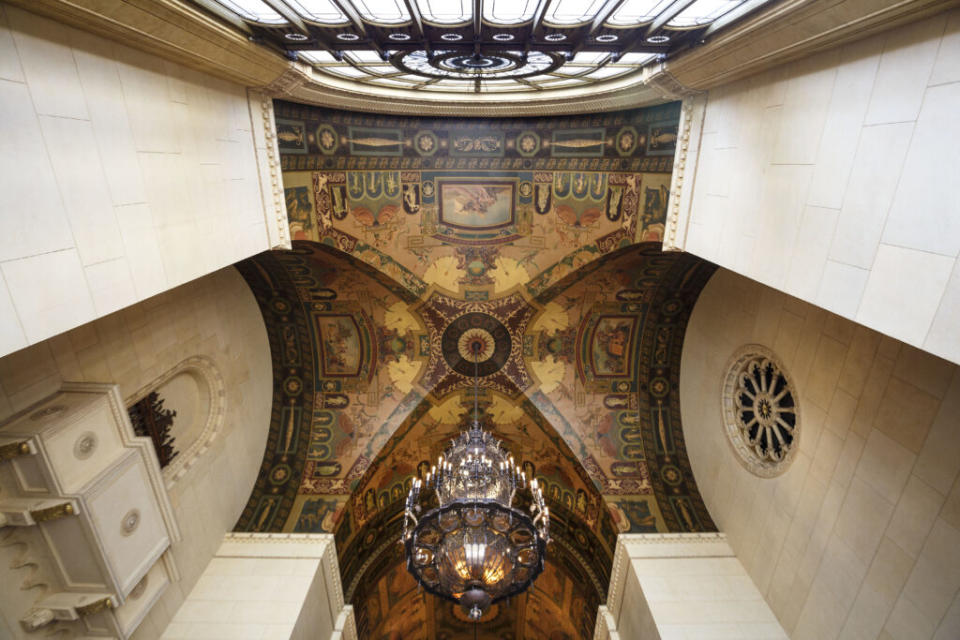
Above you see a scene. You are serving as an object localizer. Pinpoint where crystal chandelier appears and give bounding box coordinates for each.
[403,342,549,622]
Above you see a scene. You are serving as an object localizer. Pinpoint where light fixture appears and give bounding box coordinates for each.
[492,33,514,41]
[389,32,411,40]
[595,34,618,42]
[404,340,549,623]
[441,33,464,41]
[337,32,360,40]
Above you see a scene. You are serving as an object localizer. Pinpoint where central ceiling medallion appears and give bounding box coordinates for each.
[443,312,510,377]
[393,50,563,80]
[419,293,536,397]
[404,341,549,623]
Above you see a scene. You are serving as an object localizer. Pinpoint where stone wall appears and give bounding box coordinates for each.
[0,266,272,638]
[681,268,960,639]
[674,9,960,365]
[0,3,285,360]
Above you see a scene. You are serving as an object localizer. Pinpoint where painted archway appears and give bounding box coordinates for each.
[234,100,716,639]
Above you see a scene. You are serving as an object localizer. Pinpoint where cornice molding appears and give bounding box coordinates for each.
[667,0,960,89]
[277,71,668,116]
[2,0,289,87]
[8,0,958,116]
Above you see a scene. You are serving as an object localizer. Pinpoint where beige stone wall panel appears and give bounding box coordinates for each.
[681,268,960,639]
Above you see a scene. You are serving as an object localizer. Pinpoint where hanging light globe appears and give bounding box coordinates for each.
[403,343,549,622]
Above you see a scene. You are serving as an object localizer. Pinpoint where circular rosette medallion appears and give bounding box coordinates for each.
[441,312,511,377]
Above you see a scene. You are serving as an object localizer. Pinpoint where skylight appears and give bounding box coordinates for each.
[197,0,772,94]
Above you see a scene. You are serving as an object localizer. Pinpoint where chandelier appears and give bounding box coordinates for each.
[403,342,549,622]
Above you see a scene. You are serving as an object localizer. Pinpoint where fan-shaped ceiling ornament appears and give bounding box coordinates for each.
[191,0,774,94]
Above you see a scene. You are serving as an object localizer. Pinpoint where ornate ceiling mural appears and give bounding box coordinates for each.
[235,101,715,639]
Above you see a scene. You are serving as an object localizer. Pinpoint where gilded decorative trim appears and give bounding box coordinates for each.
[29,502,76,523]
[75,596,114,617]
[0,440,32,461]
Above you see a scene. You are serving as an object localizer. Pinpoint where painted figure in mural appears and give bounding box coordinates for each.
[576,489,588,513]
[648,125,678,151]
[534,183,551,214]
[446,184,498,217]
[284,187,313,239]
[402,183,420,214]
[323,321,352,369]
[595,320,633,373]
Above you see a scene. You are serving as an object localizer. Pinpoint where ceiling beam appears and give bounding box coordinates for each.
[190,0,254,34]
[648,0,697,35]
[530,0,554,38]
[703,0,768,37]
[264,0,310,34]
[474,0,483,54]
[588,0,628,37]
[328,0,387,58]
[402,0,430,53]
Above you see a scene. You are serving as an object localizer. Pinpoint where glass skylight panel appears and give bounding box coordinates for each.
[326,66,372,78]
[417,0,472,24]
[299,50,339,64]
[352,0,411,23]
[363,65,400,74]
[669,0,744,26]
[344,50,385,63]
[215,0,287,23]
[607,0,671,25]
[536,77,588,87]
[545,0,607,25]
[617,52,657,65]
[483,0,536,24]
[582,65,629,79]
[570,51,610,64]
[370,77,418,86]
[284,0,347,23]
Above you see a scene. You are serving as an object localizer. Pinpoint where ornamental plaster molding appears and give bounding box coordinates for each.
[721,345,800,478]
[124,355,227,489]
[221,532,333,543]
[641,63,702,101]
[662,95,706,252]
[322,535,345,610]
[270,66,666,117]
[249,90,291,250]
[261,64,312,97]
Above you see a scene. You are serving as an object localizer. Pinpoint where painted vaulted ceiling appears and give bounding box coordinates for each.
[233,100,717,639]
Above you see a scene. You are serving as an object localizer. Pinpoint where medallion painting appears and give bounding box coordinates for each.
[235,100,717,640]
[438,180,515,230]
[317,314,365,377]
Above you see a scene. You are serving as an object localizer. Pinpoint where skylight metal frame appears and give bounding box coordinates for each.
[194,0,772,93]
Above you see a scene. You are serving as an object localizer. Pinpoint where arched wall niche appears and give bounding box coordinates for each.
[125,356,227,488]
